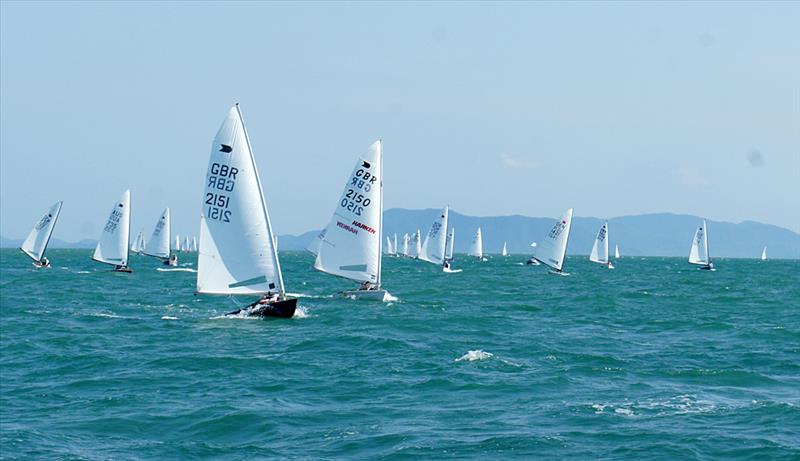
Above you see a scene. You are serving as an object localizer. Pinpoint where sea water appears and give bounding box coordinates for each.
[1,249,798,459]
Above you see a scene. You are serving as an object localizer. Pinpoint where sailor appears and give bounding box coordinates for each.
[359,281,374,291]
[166,254,178,266]
[39,257,50,268]
[443,260,451,270]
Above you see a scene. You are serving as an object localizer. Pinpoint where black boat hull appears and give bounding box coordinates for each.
[227,297,298,319]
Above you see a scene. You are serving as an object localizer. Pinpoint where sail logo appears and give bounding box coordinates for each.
[597,226,607,242]
[351,220,376,234]
[35,214,52,231]
[219,144,233,153]
[337,221,359,235]
[549,220,567,239]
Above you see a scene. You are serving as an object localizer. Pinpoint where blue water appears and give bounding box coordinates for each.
[1,249,799,459]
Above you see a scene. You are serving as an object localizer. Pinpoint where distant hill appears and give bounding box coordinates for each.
[4,210,798,258]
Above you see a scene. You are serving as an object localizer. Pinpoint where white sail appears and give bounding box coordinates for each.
[688,219,710,265]
[401,233,409,256]
[93,190,131,267]
[308,140,383,285]
[761,246,767,261]
[534,208,573,271]
[615,244,620,259]
[131,231,144,253]
[408,230,421,258]
[196,104,283,296]
[501,242,508,256]
[182,236,190,252]
[468,227,483,258]
[393,234,398,256]
[192,236,198,252]
[589,221,609,264]
[174,234,180,251]
[142,208,171,259]
[445,227,455,260]
[419,206,449,265]
[385,236,394,255]
[21,201,63,262]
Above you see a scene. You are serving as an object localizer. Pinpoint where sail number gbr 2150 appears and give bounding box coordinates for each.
[340,167,377,216]
[206,162,237,223]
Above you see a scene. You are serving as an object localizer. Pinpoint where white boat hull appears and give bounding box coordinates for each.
[342,289,391,301]
[443,267,462,273]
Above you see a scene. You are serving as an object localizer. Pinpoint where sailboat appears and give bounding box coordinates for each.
[142,207,174,265]
[93,190,132,272]
[615,244,621,259]
[385,236,395,255]
[20,201,63,268]
[196,104,296,318]
[532,208,573,275]
[393,234,398,257]
[401,233,409,257]
[526,242,540,265]
[308,140,390,301]
[130,231,145,254]
[689,219,714,271]
[501,242,508,257]
[419,206,460,272]
[589,221,614,269]
[468,227,486,261]
[761,246,767,261]
[408,229,421,259]
[174,235,181,252]
[182,236,191,252]
[191,236,198,253]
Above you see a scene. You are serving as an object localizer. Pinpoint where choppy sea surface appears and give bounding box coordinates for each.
[1,249,799,460]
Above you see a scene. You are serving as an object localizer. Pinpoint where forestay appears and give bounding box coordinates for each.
[93,190,131,267]
[688,220,710,265]
[196,104,283,296]
[419,206,449,265]
[535,208,573,271]
[589,221,609,264]
[21,201,63,262]
[143,207,171,259]
[308,140,383,285]
[468,227,483,258]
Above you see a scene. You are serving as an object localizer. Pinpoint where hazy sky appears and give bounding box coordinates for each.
[2,1,798,241]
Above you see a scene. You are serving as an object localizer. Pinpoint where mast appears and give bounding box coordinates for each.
[236,103,285,297]
[703,219,711,264]
[377,139,383,288]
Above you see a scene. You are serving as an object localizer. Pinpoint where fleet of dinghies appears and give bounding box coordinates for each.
[23,103,774,320]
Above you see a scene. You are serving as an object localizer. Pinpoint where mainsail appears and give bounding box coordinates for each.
[501,242,508,256]
[534,208,573,271]
[688,219,710,266]
[589,221,609,264]
[419,206,449,265]
[761,246,767,261]
[308,140,384,285]
[468,227,483,259]
[131,231,144,253]
[401,233,409,256]
[409,229,421,258]
[196,104,284,296]
[143,208,171,259]
[445,227,455,261]
[615,244,621,259]
[93,190,131,267]
[21,201,63,262]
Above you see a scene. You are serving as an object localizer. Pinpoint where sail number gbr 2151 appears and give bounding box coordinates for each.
[340,167,377,216]
[206,162,237,223]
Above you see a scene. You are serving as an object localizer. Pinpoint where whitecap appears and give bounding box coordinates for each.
[76,270,91,274]
[156,268,197,273]
[455,350,494,362]
[383,293,399,302]
[161,316,179,320]
[293,306,311,319]
[614,408,634,416]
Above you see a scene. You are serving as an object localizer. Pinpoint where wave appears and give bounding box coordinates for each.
[455,350,494,362]
[156,268,197,273]
[293,306,311,319]
[161,316,179,320]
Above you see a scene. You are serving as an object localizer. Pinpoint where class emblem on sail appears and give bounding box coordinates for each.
[196,104,295,318]
[21,201,63,267]
[308,141,390,300]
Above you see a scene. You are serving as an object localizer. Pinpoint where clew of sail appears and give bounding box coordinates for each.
[21,201,63,262]
[93,190,131,266]
[196,105,283,296]
[534,208,573,271]
[308,140,383,285]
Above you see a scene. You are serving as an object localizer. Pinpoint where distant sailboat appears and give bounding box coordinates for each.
[501,242,508,257]
[761,246,767,261]
[130,231,145,254]
[615,244,621,259]
[468,227,486,261]
[393,234,398,257]
[191,236,198,252]
[589,221,614,269]
[182,235,190,253]
[309,140,390,301]
[197,104,296,318]
[20,201,63,268]
[401,233,409,257]
[174,234,181,252]
[526,242,540,265]
[688,219,714,271]
[409,229,421,259]
[532,208,573,275]
[143,207,174,265]
[93,190,132,273]
[420,206,459,272]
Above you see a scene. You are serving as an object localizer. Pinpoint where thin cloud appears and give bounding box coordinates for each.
[500,153,538,169]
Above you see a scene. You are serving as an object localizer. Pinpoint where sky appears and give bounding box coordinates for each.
[1,1,798,241]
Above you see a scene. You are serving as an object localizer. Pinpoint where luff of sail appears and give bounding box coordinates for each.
[419,206,449,265]
[93,190,131,267]
[308,140,383,285]
[21,201,63,262]
[143,208,171,259]
[196,104,283,296]
[534,208,573,271]
[589,221,609,264]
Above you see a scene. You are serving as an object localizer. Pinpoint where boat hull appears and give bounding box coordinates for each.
[114,267,133,273]
[228,297,298,319]
[342,289,390,301]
